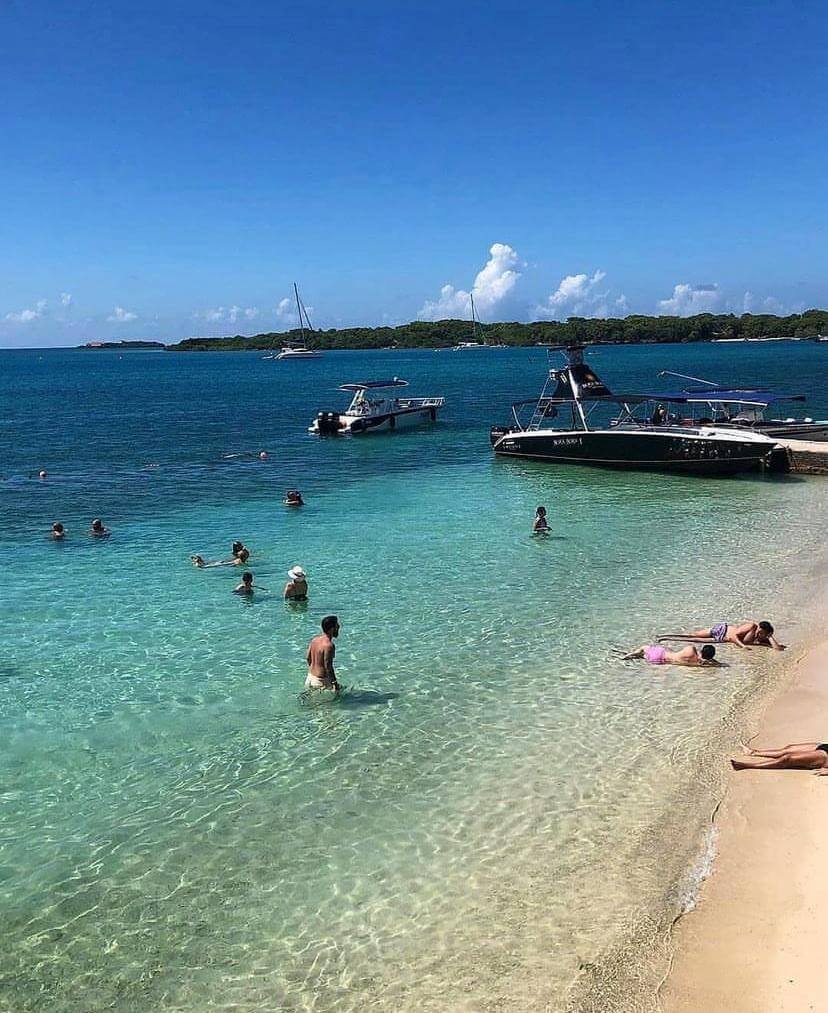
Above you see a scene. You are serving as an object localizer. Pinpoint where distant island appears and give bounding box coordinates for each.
[80,340,166,350]
[166,309,828,351]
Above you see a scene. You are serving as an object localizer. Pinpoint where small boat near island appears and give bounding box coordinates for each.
[490,345,788,475]
[453,294,506,349]
[309,378,445,435]
[264,284,323,360]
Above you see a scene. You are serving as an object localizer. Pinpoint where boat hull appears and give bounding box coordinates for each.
[490,428,784,475]
[311,405,440,435]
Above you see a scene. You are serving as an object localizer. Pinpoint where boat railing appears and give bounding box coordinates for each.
[396,397,446,408]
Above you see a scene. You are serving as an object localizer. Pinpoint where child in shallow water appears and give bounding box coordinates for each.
[532,506,549,533]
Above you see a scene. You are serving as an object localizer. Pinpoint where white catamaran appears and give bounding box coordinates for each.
[263,284,323,360]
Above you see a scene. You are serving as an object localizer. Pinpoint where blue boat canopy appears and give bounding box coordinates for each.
[339,378,409,391]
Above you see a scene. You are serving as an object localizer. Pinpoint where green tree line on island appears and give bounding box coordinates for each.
[168,309,828,351]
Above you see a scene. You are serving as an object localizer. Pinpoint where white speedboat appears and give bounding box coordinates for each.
[309,378,445,435]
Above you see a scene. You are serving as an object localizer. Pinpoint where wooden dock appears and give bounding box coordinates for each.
[773,438,828,475]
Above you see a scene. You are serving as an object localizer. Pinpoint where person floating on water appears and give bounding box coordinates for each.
[305,615,340,694]
[533,506,549,533]
[731,741,828,773]
[233,571,267,595]
[658,620,785,651]
[190,551,248,567]
[284,489,304,507]
[284,565,308,601]
[622,643,721,667]
[90,518,110,537]
[51,522,66,540]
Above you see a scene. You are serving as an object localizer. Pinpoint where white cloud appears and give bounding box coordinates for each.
[108,305,138,322]
[276,297,292,316]
[535,270,609,319]
[60,292,73,307]
[657,283,721,316]
[742,291,785,315]
[5,298,47,323]
[203,304,260,324]
[615,294,629,314]
[418,242,522,321]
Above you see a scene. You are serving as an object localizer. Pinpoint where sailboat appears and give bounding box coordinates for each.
[452,293,506,349]
[273,284,323,360]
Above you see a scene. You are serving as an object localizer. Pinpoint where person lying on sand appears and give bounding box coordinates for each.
[658,620,785,651]
[622,643,721,667]
[731,741,828,774]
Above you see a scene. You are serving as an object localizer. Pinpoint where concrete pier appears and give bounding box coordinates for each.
[773,438,828,475]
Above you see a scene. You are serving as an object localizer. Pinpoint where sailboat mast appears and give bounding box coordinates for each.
[293,282,306,345]
[470,293,477,342]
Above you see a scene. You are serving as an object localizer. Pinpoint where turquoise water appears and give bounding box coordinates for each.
[1,343,826,1011]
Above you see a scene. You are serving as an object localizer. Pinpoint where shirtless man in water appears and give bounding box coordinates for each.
[657,620,785,651]
[622,643,721,667]
[305,615,340,694]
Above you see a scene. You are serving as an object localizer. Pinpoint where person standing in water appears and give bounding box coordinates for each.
[51,522,66,540]
[233,571,267,595]
[284,566,308,601]
[533,506,549,533]
[90,518,110,537]
[305,615,340,694]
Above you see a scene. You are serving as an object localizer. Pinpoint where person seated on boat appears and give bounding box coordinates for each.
[284,565,308,601]
[533,506,549,533]
[51,522,66,540]
[622,644,720,667]
[284,489,304,507]
[730,740,828,773]
[651,404,669,426]
[90,518,110,537]
[657,620,785,651]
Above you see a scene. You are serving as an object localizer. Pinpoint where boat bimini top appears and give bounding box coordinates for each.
[338,378,409,392]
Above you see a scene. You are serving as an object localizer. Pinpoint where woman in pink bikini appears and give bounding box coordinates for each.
[622,643,720,667]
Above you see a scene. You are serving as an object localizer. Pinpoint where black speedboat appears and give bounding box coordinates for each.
[490,346,787,476]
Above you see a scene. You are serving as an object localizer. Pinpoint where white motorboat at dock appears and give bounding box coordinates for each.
[309,378,445,435]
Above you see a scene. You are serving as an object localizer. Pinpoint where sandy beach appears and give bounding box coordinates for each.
[662,631,828,1013]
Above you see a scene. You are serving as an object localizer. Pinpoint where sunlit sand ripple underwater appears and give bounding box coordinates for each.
[1,343,826,1010]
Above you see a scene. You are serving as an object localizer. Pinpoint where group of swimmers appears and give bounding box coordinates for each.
[190,539,309,599]
[50,518,110,539]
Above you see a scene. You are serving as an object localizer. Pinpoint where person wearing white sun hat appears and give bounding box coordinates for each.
[284,565,308,601]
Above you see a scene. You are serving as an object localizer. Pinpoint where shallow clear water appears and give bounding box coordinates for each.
[1,342,826,1011]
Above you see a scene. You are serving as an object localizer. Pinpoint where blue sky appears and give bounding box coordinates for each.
[1,0,826,346]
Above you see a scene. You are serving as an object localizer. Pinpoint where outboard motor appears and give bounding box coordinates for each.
[315,411,343,435]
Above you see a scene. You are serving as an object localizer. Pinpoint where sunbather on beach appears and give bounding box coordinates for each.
[731,741,828,773]
[622,643,721,667]
[658,620,785,651]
